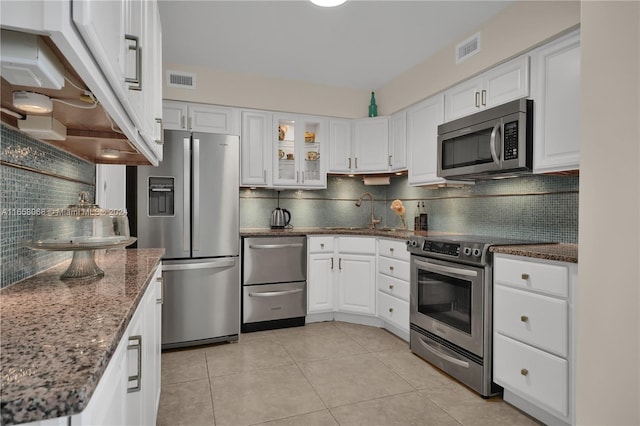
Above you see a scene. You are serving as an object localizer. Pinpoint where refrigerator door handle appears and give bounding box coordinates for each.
[163,259,236,271]
[183,137,190,253]
[192,137,200,252]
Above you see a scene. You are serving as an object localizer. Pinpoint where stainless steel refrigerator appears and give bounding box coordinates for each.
[136,130,239,349]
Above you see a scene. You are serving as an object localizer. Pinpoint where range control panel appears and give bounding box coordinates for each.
[406,236,489,266]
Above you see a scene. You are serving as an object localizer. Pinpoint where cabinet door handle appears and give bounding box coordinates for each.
[355,158,358,169]
[127,335,142,393]
[481,89,487,106]
[188,116,192,130]
[181,114,186,129]
[388,155,392,167]
[475,91,480,108]
[156,276,163,304]
[124,35,141,90]
[155,118,164,145]
[521,273,530,280]
[348,158,352,169]
[263,170,267,183]
[301,171,305,184]
[339,258,342,270]
[520,315,528,322]
[521,368,529,376]
[331,257,334,270]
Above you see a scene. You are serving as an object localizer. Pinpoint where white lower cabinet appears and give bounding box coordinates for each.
[307,236,376,317]
[307,236,411,341]
[70,264,163,426]
[376,239,410,341]
[493,254,577,426]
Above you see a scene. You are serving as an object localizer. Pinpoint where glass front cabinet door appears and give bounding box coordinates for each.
[273,114,327,188]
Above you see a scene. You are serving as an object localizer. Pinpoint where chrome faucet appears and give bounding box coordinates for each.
[355,192,381,229]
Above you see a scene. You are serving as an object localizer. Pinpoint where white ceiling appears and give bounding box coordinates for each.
[158,0,512,91]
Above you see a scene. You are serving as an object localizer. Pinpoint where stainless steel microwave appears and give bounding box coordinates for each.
[437,98,533,180]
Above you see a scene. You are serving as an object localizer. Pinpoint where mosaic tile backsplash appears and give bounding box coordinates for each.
[241,174,579,243]
[1,125,95,288]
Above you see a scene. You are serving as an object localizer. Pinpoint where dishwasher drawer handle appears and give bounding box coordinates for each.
[248,289,303,297]
[248,243,304,249]
[163,259,235,271]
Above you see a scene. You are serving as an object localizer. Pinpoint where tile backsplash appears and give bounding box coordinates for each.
[1,125,95,288]
[241,174,579,243]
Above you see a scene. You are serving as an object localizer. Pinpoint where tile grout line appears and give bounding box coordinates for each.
[203,348,218,425]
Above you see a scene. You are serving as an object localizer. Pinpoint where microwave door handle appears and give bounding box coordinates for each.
[490,122,502,165]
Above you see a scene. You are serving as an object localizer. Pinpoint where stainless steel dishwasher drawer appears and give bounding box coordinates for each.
[243,237,307,284]
[243,281,306,324]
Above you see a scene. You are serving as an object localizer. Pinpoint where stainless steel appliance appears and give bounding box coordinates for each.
[407,234,539,397]
[437,98,533,180]
[242,236,306,332]
[270,192,291,229]
[136,130,240,349]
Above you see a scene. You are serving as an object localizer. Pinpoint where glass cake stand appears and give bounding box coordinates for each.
[25,192,136,280]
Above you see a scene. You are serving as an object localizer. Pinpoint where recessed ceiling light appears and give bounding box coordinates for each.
[309,0,348,7]
[13,91,52,114]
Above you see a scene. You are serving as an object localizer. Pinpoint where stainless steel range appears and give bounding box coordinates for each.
[407,234,539,397]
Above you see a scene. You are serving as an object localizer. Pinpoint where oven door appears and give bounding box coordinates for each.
[410,255,485,356]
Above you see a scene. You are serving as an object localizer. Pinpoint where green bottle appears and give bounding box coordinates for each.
[368,92,377,117]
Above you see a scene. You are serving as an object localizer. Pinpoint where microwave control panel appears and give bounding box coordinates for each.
[503,121,519,160]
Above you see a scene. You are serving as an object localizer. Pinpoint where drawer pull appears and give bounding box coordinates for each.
[521,368,529,376]
[521,273,530,280]
[389,266,394,271]
[388,307,394,313]
[390,247,394,252]
[389,284,394,290]
[320,243,325,249]
[520,315,529,322]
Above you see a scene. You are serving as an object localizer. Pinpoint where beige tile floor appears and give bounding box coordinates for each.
[157,321,541,426]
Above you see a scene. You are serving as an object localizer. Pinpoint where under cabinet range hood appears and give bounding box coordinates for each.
[0,30,65,89]
[1,0,163,166]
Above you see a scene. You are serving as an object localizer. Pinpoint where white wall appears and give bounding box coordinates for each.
[162,1,580,118]
[577,1,640,424]
[377,1,580,115]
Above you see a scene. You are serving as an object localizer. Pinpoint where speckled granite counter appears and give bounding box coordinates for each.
[0,248,164,425]
[490,244,578,263]
[240,227,455,241]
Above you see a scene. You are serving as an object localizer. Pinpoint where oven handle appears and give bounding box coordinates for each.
[413,258,478,277]
[248,289,303,297]
[416,336,470,369]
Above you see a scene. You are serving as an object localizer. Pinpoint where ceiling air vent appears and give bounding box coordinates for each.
[455,32,481,64]
[166,70,196,89]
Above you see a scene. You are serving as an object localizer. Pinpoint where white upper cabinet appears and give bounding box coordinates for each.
[352,117,390,172]
[445,55,529,121]
[163,101,240,135]
[273,113,327,189]
[240,109,272,187]
[328,119,352,173]
[530,30,581,173]
[389,111,407,171]
[407,94,446,186]
[72,0,163,162]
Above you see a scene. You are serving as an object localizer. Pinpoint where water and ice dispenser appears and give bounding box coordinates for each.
[148,177,174,216]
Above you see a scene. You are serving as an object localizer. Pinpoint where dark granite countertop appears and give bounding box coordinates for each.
[490,244,578,263]
[240,227,456,241]
[0,248,164,425]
